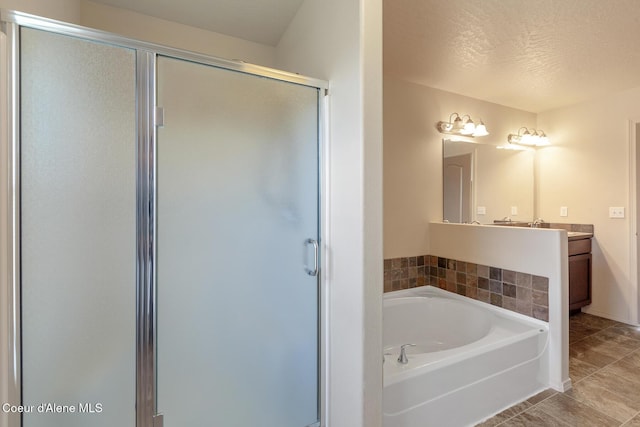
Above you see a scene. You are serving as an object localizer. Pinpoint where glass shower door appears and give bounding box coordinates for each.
[156,56,320,426]
[19,28,137,427]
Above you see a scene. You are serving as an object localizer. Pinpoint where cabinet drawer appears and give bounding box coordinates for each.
[569,238,591,256]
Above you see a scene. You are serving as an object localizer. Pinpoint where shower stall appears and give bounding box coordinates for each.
[1,10,326,427]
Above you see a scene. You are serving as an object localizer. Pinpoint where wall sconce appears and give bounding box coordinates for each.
[437,113,489,137]
[507,127,550,147]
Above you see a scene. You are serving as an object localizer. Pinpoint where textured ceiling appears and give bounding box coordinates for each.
[89,0,305,46]
[90,0,640,113]
[384,0,640,113]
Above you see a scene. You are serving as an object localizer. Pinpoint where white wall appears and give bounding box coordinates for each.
[537,87,640,324]
[429,223,570,392]
[79,1,275,67]
[383,77,536,258]
[277,0,383,426]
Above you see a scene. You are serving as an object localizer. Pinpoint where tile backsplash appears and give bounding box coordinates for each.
[384,255,549,322]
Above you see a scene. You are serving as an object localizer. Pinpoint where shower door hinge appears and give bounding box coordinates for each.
[152,413,164,427]
[155,107,164,127]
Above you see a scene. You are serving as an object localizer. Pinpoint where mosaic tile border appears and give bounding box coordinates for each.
[384,255,549,322]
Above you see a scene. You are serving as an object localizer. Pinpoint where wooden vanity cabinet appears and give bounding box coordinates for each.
[569,237,592,310]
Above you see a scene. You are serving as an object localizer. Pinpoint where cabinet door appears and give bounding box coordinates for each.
[569,253,592,310]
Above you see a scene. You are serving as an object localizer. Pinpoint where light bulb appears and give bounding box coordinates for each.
[452,116,464,131]
[520,131,534,145]
[462,119,475,135]
[473,122,488,137]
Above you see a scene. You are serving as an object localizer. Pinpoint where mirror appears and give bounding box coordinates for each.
[443,139,535,224]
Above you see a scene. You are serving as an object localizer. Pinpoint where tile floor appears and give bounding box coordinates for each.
[476,312,640,426]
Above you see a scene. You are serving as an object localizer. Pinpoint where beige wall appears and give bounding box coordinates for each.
[0,1,276,68]
[537,87,640,324]
[386,74,640,324]
[0,0,81,23]
[383,76,536,258]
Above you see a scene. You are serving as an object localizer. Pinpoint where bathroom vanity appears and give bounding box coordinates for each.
[568,232,593,311]
[488,220,594,312]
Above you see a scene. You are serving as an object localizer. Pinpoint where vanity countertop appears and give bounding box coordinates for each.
[487,221,594,240]
[567,231,593,241]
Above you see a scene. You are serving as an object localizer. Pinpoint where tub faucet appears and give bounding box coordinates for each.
[531,218,545,228]
[383,352,392,364]
[398,343,416,364]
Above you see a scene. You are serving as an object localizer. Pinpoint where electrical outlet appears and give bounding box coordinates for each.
[477,206,486,215]
[511,206,518,215]
[560,206,568,217]
[609,207,625,218]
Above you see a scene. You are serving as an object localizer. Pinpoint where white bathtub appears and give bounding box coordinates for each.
[384,286,549,427]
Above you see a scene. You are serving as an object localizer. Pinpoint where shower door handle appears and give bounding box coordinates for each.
[304,238,319,276]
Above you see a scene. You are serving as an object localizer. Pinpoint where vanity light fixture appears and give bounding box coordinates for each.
[496,143,533,151]
[507,127,550,147]
[437,113,489,137]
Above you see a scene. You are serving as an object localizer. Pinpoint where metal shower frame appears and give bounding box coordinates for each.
[0,10,327,427]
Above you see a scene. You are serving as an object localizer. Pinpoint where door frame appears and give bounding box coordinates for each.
[0,18,20,427]
[0,10,329,427]
[629,118,640,326]
[443,152,473,223]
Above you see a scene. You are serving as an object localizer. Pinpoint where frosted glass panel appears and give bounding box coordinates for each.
[157,56,319,427]
[20,28,136,427]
